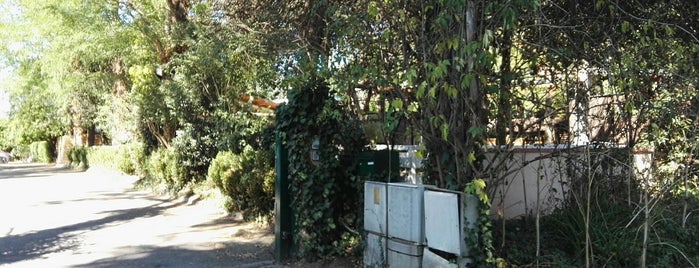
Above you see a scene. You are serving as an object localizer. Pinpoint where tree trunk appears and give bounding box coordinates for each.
[496,22,513,146]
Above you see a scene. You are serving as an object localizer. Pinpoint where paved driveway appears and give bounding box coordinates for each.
[0,163,279,268]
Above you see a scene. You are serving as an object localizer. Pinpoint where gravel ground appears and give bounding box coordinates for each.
[0,163,285,268]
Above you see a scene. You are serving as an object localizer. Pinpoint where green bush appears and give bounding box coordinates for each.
[122,142,147,176]
[68,146,89,168]
[86,145,140,174]
[86,146,116,169]
[208,146,274,219]
[29,141,52,163]
[141,147,185,193]
[116,145,138,175]
[11,144,29,161]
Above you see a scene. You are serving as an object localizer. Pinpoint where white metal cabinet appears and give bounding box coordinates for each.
[387,183,426,244]
[364,181,387,235]
[387,238,424,268]
[423,189,479,260]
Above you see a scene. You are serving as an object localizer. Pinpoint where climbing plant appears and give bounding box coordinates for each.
[275,79,367,259]
[464,178,500,267]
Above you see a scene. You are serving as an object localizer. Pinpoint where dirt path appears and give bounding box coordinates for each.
[0,163,282,267]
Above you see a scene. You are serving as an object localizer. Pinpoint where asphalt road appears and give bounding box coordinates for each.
[0,163,280,268]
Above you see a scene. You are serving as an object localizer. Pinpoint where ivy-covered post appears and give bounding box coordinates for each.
[274,131,293,261]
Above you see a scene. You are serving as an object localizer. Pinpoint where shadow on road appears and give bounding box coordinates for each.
[71,241,276,268]
[42,190,164,206]
[0,198,180,265]
[0,163,82,180]
[0,164,279,267]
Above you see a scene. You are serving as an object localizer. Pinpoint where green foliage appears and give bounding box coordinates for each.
[6,62,70,145]
[3,0,699,263]
[0,118,12,151]
[10,144,29,161]
[86,146,137,174]
[275,79,367,259]
[140,147,185,193]
[495,178,699,267]
[29,141,52,163]
[68,146,89,168]
[544,201,639,266]
[463,179,500,267]
[207,146,274,219]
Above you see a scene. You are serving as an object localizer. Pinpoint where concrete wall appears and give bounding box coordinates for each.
[486,146,653,219]
[486,147,570,219]
[384,144,653,219]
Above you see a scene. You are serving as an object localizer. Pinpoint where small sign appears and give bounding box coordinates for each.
[373,187,380,204]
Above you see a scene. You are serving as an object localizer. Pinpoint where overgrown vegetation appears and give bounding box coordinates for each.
[86,146,138,172]
[208,146,274,220]
[29,141,52,163]
[496,188,699,267]
[2,0,699,265]
[68,146,89,169]
[275,80,367,259]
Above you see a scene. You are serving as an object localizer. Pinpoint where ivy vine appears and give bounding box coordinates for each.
[464,179,501,267]
[275,78,367,259]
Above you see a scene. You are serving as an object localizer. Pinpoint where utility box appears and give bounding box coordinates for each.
[364,181,387,234]
[423,248,458,268]
[364,181,431,268]
[423,188,479,266]
[423,190,462,254]
[387,238,424,268]
[364,232,387,267]
[387,183,426,244]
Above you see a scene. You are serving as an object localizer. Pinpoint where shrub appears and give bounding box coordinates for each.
[208,146,274,220]
[86,146,116,169]
[170,124,216,187]
[68,146,89,168]
[29,141,52,163]
[140,147,185,193]
[11,144,29,161]
[116,145,138,175]
[86,145,140,174]
[122,142,147,176]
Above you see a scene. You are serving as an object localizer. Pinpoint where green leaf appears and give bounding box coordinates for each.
[367,1,379,19]
[465,42,478,55]
[428,85,437,98]
[461,74,473,89]
[621,21,631,33]
[441,123,449,140]
[391,98,404,110]
[467,151,476,164]
[467,126,483,138]
[416,81,427,99]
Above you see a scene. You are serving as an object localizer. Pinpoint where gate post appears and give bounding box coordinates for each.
[274,132,292,261]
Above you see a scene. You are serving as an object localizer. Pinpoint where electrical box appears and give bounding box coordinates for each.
[364,181,387,235]
[387,238,424,268]
[364,232,387,268]
[423,189,479,257]
[387,183,426,244]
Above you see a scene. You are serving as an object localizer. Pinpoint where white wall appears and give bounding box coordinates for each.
[485,146,653,219]
[486,147,569,219]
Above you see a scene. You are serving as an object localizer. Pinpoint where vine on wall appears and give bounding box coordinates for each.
[275,78,367,259]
